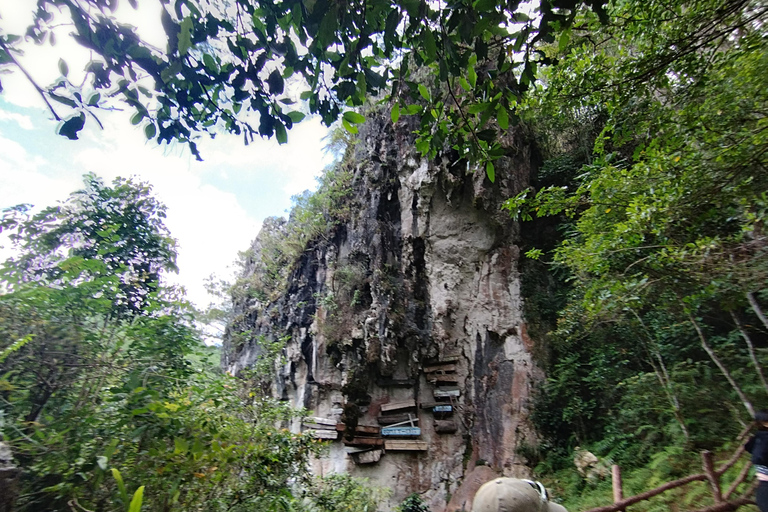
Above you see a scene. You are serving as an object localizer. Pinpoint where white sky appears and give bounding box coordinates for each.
[0,1,333,309]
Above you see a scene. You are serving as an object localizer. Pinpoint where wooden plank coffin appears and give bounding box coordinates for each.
[427,374,459,384]
[423,363,457,374]
[355,449,383,464]
[433,388,460,398]
[305,416,337,426]
[307,429,340,440]
[378,413,413,425]
[336,423,381,436]
[434,420,458,433]
[385,440,428,451]
[381,426,421,437]
[380,399,416,412]
[303,421,337,430]
[343,437,385,447]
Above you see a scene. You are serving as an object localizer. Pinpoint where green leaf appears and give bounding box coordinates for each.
[473,0,496,12]
[58,113,86,140]
[174,437,189,454]
[58,58,69,77]
[558,30,571,53]
[497,106,509,130]
[418,84,430,101]
[87,92,101,106]
[486,160,495,182]
[131,112,144,125]
[274,120,287,144]
[128,486,145,512]
[267,70,285,95]
[202,53,217,72]
[391,103,400,124]
[406,104,421,115]
[96,456,108,471]
[468,66,477,88]
[459,77,471,92]
[287,111,305,122]
[467,103,489,114]
[144,123,157,139]
[112,468,128,504]
[178,17,193,55]
[342,111,365,124]
[342,118,358,134]
[423,29,437,62]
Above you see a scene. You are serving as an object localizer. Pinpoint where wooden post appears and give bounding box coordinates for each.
[702,450,723,503]
[612,464,624,511]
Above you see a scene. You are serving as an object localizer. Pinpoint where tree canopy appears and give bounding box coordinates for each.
[0,0,611,174]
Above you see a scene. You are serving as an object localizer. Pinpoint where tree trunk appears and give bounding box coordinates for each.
[631,309,690,439]
[747,292,768,331]
[690,315,754,417]
[731,310,768,395]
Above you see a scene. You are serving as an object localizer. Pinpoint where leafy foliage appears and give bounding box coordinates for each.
[509,0,768,483]
[397,493,430,512]
[0,175,378,512]
[1,173,177,317]
[1,0,608,178]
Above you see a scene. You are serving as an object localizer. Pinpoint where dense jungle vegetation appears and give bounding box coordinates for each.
[1,0,767,510]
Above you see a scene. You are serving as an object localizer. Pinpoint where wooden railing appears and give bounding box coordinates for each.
[582,439,756,512]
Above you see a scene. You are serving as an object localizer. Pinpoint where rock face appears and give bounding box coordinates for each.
[223,113,543,512]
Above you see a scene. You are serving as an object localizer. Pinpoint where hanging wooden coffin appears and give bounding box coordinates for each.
[423,363,457,374]
[434,420,458,433]
[380,399,416,412]
[377,413,413,425]
[354,449,383,464]
[307,429,340,440]
[427,374,459,384]
[433,387,460,398]
[381,426,421,436]
[343,437,385,447]
[384,440,428,451]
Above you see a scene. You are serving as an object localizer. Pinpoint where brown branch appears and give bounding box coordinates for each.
[702,451,723,502]
[716,443,747,476]
[689,314,754,417]
[581,472,709,512]
[723,461,752,501]
[731,310,768,394]
[690,497,754,512]
[0,39,62,121]
[747,292,768,331]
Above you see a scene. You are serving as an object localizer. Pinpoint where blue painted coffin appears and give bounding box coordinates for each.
[381,426,421,436]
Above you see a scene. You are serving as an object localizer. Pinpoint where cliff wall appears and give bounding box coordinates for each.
[223,113,543,511]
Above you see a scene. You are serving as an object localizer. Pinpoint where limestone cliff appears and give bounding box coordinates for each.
[223,112,543,512]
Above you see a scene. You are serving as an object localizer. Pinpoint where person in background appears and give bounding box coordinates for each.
[471,478,567,512]
[746,410,768,512]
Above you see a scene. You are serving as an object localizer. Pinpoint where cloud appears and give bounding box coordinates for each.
[0,111,34,130]
[0,2,332,310]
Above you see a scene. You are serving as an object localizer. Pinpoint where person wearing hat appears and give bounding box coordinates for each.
[746,410,768,512]
[471,478,568,512]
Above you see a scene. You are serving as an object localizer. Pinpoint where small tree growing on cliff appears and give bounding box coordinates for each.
[397,493,431,512]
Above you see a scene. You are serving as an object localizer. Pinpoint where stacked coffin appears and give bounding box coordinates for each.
[422,356,460,434]
[377,398,427,452]
[302,417,340,440]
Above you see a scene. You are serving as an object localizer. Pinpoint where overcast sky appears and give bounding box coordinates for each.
[0,1,332,308]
